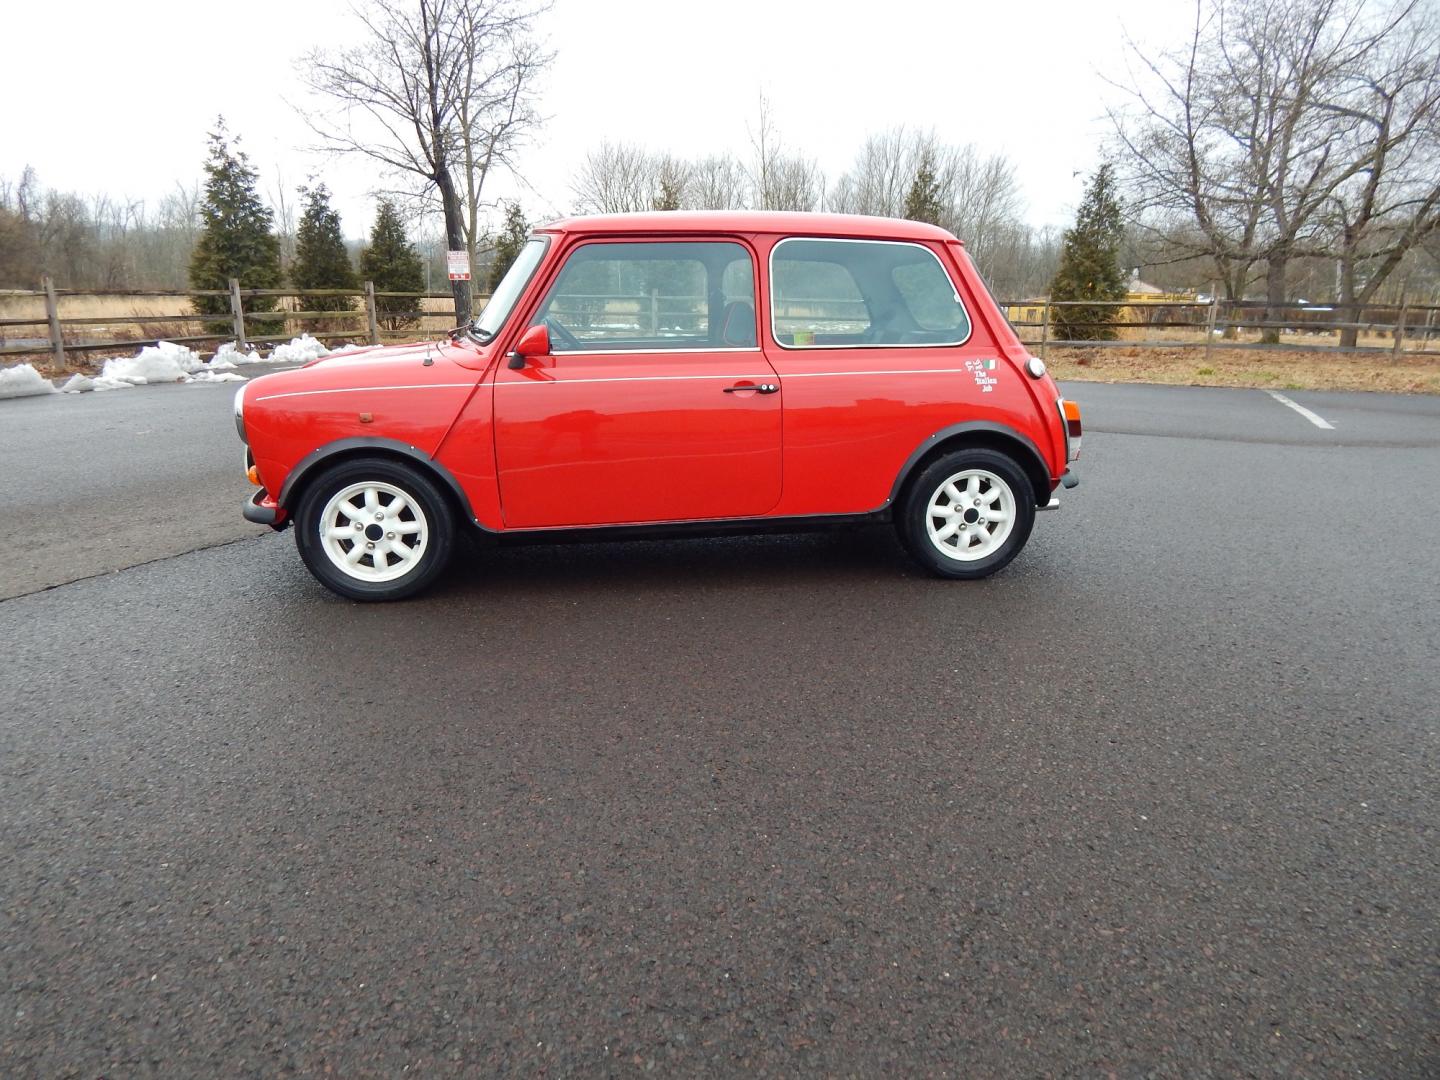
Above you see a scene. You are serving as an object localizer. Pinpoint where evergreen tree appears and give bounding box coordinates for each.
[487,201,530,291]
[359,199,424,331]
[293,183,357,314]
[650,175,683,211]
[188,119,283,336]
[1048,163,1127,341]
[902,151,944,226]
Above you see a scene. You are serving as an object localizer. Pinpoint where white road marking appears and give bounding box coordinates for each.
[1266,390,1335,430]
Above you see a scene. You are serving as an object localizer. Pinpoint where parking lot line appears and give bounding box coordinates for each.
[1265,390,1335,430]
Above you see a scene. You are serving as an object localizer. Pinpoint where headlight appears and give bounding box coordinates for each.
[233,385,247,444]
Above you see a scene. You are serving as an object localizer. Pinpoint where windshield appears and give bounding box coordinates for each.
[472,237,547,341]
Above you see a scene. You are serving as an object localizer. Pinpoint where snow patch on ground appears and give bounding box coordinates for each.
[96,341,203,386]
[7,334,339,404]
[218,334,332,366]
[213,341,263,366]
[0,363,58,399]
[265,334,331,364]
[187,370,246,384]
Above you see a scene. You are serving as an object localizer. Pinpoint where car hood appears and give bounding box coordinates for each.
[301,339,469,372]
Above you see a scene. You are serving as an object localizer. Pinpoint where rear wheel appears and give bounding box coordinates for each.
[294,458,455,601]
[898,448,1036,579]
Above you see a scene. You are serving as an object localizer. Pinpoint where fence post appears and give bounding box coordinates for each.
[650,289,659,336]
[364,281,380,346]
[1039,300,1050,360]
[1204,288,1218,365]
[228,278,246,349]
[1392,289,1409,358]
[42,275,65,369]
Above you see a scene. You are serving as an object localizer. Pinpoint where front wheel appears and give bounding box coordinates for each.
[294,458,456,601]
[898,448,1037,579]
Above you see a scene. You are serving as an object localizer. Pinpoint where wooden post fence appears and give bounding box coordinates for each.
[1039,300,1050,360]
[1393,287,1409,358]
[42,274,65,369]
[228,278,246,349]
[1204,288,1219,365]
[364,281,380,346]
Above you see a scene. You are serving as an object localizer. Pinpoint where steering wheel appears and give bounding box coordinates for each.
[544,317,581,351]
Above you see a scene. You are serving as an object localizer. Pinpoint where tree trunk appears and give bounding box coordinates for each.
[435,166,472,324]
[1261,255,1287,345]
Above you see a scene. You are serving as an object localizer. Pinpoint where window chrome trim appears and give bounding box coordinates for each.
[767,236,974,350]
[533,238,758,353]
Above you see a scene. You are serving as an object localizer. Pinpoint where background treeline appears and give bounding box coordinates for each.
[568,122,1065,298]
[3,0,1438,317]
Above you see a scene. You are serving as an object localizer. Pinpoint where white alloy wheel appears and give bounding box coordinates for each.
[924,468,1016,562]
[318,480,430,583]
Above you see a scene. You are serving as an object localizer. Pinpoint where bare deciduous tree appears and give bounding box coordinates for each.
[828,127,1024,278]
[687,155,749,210]
[571,142,657,214]
[303,0,551,322]
[1320,5,1440,343]
[1111,0,1439,340]
[748,94,823,212]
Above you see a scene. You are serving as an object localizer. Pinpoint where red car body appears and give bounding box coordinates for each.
[237,212,1079,597]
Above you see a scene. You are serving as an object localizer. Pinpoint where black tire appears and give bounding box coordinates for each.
[293,457,456,601]
[898,447,1037,580]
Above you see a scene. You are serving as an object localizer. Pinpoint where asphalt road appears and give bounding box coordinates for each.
[1,381,1437,1076]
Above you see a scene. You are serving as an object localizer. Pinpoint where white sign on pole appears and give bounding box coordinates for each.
[446,250,471,281]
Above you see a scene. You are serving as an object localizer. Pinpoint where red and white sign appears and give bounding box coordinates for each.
[446,250,471,281]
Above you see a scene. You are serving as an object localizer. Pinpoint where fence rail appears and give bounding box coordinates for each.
[2,281,1437,367]
[0,277,483,364]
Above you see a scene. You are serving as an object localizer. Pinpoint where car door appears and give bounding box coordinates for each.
[761,235,1004,516]
[493,238,782,529]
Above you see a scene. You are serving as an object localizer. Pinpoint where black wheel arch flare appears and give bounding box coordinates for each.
[277,437,482,527]
[886,422,1055,510]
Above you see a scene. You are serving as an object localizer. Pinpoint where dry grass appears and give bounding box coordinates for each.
[1047,344,1440,395]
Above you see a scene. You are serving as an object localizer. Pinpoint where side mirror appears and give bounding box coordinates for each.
[507,323,550,369]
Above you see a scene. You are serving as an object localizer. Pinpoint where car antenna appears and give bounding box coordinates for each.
[423,341,434,367]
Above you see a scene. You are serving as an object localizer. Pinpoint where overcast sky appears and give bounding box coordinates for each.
[2,0,1194,240]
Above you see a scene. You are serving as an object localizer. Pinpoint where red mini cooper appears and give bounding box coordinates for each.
[236,212,1081,600]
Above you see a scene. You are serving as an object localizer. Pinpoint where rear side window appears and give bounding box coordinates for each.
[532,240,756,351]
[770,238,971,348]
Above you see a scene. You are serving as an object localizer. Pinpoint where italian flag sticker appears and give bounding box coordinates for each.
[983,359,997,370]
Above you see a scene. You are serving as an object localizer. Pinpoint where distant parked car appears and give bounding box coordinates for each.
[235,212,1081,600]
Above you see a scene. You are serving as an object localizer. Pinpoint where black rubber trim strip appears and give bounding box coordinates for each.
[491,511,889,547]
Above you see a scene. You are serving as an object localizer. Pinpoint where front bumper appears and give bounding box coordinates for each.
[244,490,289,530]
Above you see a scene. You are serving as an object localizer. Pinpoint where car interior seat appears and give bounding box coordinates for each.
[719,300,757,348]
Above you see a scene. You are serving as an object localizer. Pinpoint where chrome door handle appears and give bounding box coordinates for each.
[724,383,779,394]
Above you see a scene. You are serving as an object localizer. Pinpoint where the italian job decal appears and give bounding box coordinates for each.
[966,357,999,393]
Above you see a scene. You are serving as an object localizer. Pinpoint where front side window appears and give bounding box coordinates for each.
[770,238,971,348]
[531,240,756,351]
[474,237,546,342]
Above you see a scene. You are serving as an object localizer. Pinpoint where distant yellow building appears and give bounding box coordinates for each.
[1004,273,1196,333]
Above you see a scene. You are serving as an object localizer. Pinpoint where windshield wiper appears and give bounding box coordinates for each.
[446,322,488,344]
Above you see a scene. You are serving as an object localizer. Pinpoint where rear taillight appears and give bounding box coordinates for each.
[1058,397,1082,461]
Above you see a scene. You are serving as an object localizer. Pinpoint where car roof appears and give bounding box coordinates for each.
[537,211,962,244]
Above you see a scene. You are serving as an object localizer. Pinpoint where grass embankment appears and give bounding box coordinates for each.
[1047,345,1440,395]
